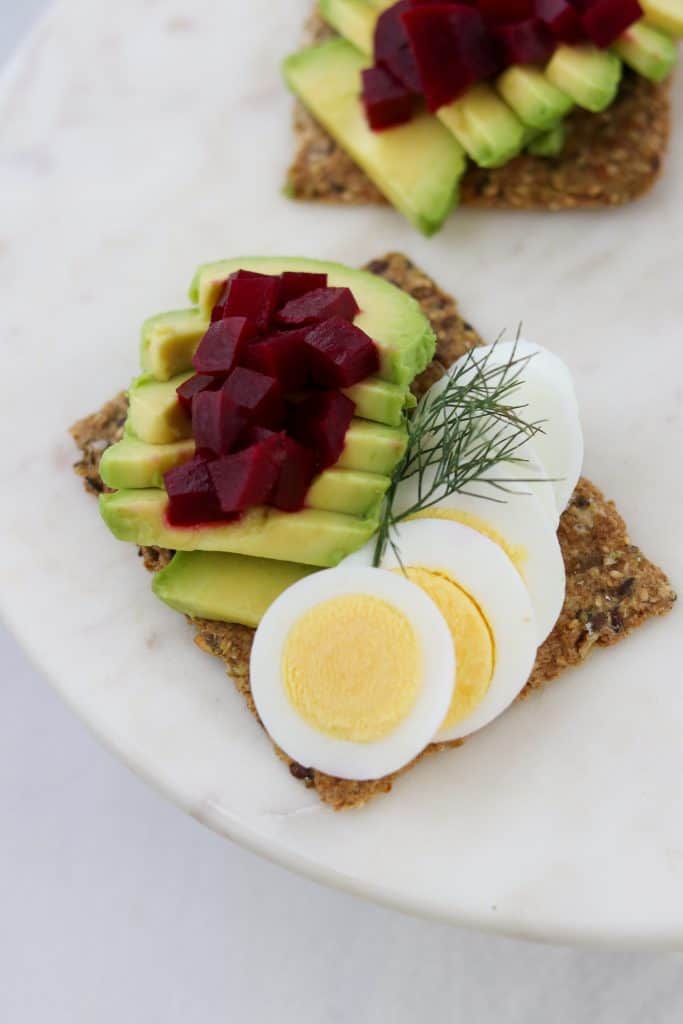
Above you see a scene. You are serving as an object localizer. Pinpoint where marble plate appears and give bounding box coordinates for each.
[1,0,682,948]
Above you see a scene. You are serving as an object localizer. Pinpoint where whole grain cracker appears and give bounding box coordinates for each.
[286,14,671,214]
[70,253,676,810]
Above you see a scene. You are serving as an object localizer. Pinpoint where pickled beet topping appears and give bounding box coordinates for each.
[360,0,642,131]
[164,269,377,527]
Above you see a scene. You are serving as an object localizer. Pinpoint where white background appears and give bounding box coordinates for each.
[1,3,683,1020]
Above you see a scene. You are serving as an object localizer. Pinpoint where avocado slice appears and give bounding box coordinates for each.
[437,84,526,169]
[546,45,622,113]
[100,489,377,567]
[153,551,316,627]
[527,121,566,158]
[190,256,436,388]
[640,0,683,36]
[128,372,193,444]
[343,375,415,427]
[319,0,376,55]
[497,66,573,131]
[141,309,208,382]
[613,21,678,82]
[282,39,465,237]
[307,467,389,516]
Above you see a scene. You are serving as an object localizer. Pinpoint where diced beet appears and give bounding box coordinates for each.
[211,269,274,322]
[494,18,556,65]
[192,318,253,375]
[277,287,360,328]
[278,272,328,306]
[243,329,311,392]
[303,317,380,388]
[401,5,502,112]
[176,374,219,417]
[192,388,248,456]
[265,434,317,512]
[478,0,535,22]
[224,366,285,429]
[580,0,642,48]
[289,391,356,470]
[164,456,223,526]
[535,0,584,42]
[211,272,280,333]
[208,442,280,514]
[374,1,422,93]
[361,65,415,131]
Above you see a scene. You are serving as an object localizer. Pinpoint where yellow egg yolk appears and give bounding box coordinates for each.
[411,508,527,575]
[400,567,495,730]
[282,594,421,743]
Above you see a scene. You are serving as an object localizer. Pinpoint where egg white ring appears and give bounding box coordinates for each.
[487,445,559,529]
[392,467,565,644]
[450,339,584,513]
[343,520,538,742]
[250,567,456,781]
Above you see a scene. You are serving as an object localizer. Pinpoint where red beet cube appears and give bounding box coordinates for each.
[176,374,219,417]
[478,0,534,21]
[208,442,280,514]
[361,65,415,131]
[402,5,502,111]
[580,0,642,48]
[375,1,422,93]
[277,287,360,327]
[265,434,317,512]
[243,329,311,392]
[223,367,285,429]
[192,318,253,375]
[211,271,280,333]
[535,0,584,42]
[192,388,248,456]
[278,272,328,306]
[494,18,556,65]
[289,391,356,470]
[211,269,272,322]
[164,456,222,526]
[303,317,380,388]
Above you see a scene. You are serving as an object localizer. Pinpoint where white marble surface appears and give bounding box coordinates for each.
[1,0,683,975]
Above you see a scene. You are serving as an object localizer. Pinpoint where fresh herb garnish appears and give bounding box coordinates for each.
[372,340,547,567]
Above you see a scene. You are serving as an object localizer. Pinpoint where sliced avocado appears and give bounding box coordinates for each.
[497,66,573,131]
[100,435,196,490]
[190,256,436,388]
[613,21,678,82]
[319,0,376,55]
[345,376,413,426]
[153,551,316,627]
[127,372,193,444]
[546,45,622,113]
[141,309,208,382]
[339,418,407,474]
[307,467,389,517]
[283,40,465,237]
[527,121,566,158]
[640,0,683,36]
[100,490,377,567]
[437,84,526,169]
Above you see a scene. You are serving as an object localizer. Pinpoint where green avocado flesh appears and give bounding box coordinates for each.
[497,66,573,131]
[189,256,436,388]
[613,21,678,82]
[437,84,525,168]
[283,40,465,236]
[641,0,683,36]
[306,467,389,516]
[140,309,208,382]
[546,45,622,113]
[153,551,316,627]
[128,372,193,444]
[527,121,566,158]
[100,490,377,568]
[319,0,376,55]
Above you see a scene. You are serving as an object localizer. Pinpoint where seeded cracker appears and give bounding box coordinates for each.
[286,13,671,213]
[70,254,675,810]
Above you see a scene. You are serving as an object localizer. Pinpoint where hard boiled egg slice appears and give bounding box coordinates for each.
[250,567,455,780]
[343,519,538,742]
[392,464,565,644]
[448,339,584,513]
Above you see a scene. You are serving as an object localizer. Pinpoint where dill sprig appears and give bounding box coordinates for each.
[372,340,546,567]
